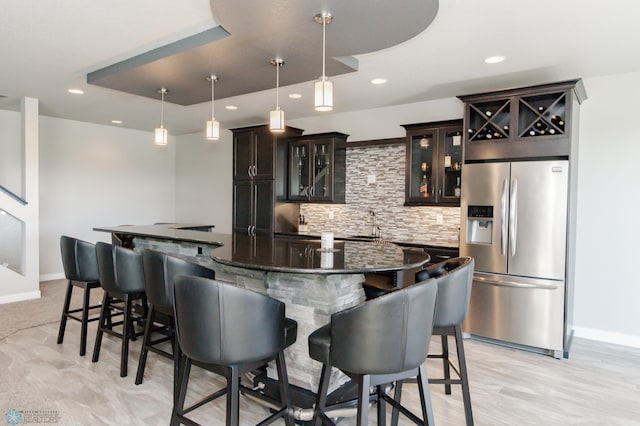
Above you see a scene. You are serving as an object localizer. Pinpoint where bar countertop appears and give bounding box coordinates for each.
[210,233,429,274]
[94,224,430,275]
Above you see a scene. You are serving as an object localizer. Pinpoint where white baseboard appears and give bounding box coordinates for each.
[0,290,42,304]
[40,273,65,282]
[573,326,640,349]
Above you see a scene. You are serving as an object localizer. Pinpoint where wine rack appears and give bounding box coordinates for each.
[518,92,566,138]
[459,80,587,161]
[467,99,510,141]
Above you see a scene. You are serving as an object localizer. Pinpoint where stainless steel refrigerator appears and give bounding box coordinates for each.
[460,160,573,358]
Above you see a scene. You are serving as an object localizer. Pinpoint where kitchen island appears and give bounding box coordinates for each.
[94,224,430,394]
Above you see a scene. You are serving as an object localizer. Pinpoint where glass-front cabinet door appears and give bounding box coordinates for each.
[289,139,335,201]
[408,130,437,201]
[310,140,333,200]
[439,127,463,203]
[404,120,463,206]
[289,141,310,200]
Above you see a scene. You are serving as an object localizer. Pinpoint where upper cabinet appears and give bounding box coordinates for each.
[232,125,303,181]
[458,80,587,161]
[403,120,463,206]
[287,132,348,203]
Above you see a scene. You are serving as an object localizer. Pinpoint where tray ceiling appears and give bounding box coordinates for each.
[87,0,439,105]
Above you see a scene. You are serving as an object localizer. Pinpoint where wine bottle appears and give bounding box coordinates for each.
[529,129,537,137]
[454,177,461,197]
[503,124,510,133]
[420,174,429,197]
[534,121,547,130]
[537,105,546,113]
[551,115,565,129]
[485,110,493,117]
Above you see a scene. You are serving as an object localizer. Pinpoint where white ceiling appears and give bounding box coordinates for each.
[1,0,640,135]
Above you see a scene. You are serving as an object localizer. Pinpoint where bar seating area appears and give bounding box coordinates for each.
[53,234,481,425]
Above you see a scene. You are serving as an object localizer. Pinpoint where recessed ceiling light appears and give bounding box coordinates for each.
[225,105,238,110]
[484,55,506,64]
[371,78,387,85]
[68,88,84,95]
[111,120,123,124]
[288,93,302,99]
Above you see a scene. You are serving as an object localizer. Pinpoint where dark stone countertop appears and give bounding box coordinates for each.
[94,224,430,274]
[210,233,429,274]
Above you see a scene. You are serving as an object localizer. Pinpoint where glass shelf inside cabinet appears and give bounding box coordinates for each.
[468,99,510,141]
[518,92,566,138]
[410,132,435,199]
[443,131,463,199]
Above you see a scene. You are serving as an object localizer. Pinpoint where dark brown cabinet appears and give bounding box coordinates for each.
[232,125,303,235]
[458,79,587,161]
[403,120,463,206]
[287,132,347,203]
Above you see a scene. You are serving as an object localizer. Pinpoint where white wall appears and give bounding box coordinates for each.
[572,72,640,346]
[174,129,234,233]
[39,117,176,279]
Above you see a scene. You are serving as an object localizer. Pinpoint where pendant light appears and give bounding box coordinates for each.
[314,12,333,112]
[269,58,285,133]
[205,75,219,141]
[154,88,168,145]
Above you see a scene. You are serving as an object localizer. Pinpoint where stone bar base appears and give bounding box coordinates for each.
[131,237,366,392]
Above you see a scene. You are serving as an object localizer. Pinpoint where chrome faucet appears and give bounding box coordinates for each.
[369,210,381,238]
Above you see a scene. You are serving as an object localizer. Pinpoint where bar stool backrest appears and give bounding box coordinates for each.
[60,235,99,283]
[173,275,286,366]
[141,249,215,310]
[95,242,145,294]
[416,256,474,327]
[329,278,438,375]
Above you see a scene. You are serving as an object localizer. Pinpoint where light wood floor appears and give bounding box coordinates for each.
[1,318,639,425]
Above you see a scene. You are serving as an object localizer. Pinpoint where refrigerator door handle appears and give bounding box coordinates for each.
[509,178,518,256]
[501,178,508,257]
[475,275,558,290]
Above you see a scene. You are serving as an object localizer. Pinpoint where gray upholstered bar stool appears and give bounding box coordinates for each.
[307,277,439,426]
[171,275,297,426]
[135,249,215,386]
[57,236,102,356]
[92,242,146,377]
[394,256,475,426]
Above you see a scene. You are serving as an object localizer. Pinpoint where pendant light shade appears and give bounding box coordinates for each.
[205,75,220,141]
[269,58,285,133]
[314,12,333,112]
[314,77,333,112]
[155,88,168,145]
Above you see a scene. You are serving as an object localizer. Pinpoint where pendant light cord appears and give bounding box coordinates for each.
[322,16,326,79]
[160,89,165,128]
[276,61,280,109]
[210,77,215,119]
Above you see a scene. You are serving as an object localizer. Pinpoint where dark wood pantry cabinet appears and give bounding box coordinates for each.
[232,125,302,235]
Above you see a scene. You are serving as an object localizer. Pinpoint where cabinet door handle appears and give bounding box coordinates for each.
[252,165,257,176]
[247,166,252,177]
[247,225,251,235]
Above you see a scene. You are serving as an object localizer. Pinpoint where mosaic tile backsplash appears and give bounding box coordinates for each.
[299,144,461,247]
